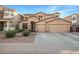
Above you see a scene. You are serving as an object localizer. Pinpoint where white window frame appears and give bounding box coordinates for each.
[72,15,77,24]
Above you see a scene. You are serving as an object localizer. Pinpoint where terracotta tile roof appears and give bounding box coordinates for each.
[36,16,71,23]
[27,15,39,19]
[59,18,71,23]
[36,17,57,23]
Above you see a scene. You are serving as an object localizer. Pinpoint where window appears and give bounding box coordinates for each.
[25,17,27,19]
[0,11,3,14]
[39,18,40,20]
[10,13,14,16]
[10,12,14,16]
[72,15,77,24]
[72,15,77,20]
[38,15,40,18]
[72,16,76,21]
[4,11,9,16]
[40,16,42,18]
[0,11,3,18]
[55,15,59,17]
[38,15,43,20]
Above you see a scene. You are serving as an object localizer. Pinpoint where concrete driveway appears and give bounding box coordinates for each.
[0,32,79,54]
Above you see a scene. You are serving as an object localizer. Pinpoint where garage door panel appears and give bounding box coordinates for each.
[37,24,46,32]
[48,25,68,32]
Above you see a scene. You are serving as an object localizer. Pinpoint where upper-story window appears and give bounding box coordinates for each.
[10,13,14,16]
[40,15,42,18]
[38,15,43,20]
[0,11,3,14]
[72,15,77,24]
[4,11,9,16]
[0,11,4,18]
[25,17,27,19]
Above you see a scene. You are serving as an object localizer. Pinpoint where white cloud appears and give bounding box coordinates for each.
[43,5,59,13]
[56,8,74,18]
[57,8,74,13]
[49,6,59,12]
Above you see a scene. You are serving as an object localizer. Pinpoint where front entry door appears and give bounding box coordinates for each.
[0,22,4,31]
[31,22,36,32]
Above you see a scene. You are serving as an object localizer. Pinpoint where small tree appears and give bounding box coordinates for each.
[5,30,16,38]
[22,30,30,36]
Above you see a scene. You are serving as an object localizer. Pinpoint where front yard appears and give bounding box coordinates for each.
[0,32,79,53]
[0,32,36,43]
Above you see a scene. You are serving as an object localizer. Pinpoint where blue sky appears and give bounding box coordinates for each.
[6,5,79,18]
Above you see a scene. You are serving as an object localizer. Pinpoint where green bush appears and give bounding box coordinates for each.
[16,29,24,33]
[28,30,32,33]
[22,30,30,36]
[5,30,16,38]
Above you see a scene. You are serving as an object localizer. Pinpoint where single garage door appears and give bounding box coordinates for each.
[37,24,46,32]
[47,24,68,32]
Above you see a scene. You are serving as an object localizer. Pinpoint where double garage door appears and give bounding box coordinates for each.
[37,24,69,32]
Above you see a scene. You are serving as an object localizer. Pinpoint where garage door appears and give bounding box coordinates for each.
[37,24,46,32]
[47,24,68,32]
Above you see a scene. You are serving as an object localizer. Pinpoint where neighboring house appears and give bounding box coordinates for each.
[19,12,71,32]
[0,6,24,31]
[64,14,79,32]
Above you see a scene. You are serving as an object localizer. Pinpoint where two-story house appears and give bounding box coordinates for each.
[19,12,71,32]
[64,14,79,32]
[0,6,24,31]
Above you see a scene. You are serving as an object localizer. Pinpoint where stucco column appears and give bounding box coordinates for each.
[19,23,23,29]
[4,21,10,31]
[27,22,31,30]
[28,25,31,30]
[7,21,10,30]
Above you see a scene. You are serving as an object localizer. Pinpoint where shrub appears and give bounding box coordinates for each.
[28,29,31,32]
[5,30,16,38]
[16,29,24,33]
[22,30,30,36]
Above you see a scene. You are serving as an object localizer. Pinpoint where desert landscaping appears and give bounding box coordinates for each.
[0,31,36,43]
